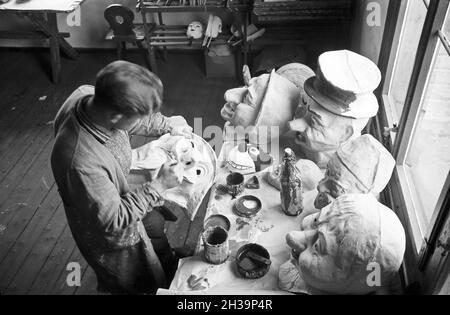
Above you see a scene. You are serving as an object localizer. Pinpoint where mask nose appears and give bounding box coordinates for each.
[314,192,333,210]
[286,230,317,254]
[287,118,308,134]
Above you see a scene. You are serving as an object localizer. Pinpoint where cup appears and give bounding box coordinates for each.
[226,172,244,198]
[202,226,229,265]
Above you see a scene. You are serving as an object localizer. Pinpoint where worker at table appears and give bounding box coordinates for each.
[51,61,192,294]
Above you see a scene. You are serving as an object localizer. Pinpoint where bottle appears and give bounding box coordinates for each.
[280,148,303,216]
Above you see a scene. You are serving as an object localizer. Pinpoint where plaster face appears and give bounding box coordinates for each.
[314,156,357,209]
[221,71,299,144]
[313,133,396,209]
[289,102,368,167]
[284,194,406,295]
[287,206,343,292]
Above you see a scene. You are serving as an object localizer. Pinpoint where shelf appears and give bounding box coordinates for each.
[138,2,250,13]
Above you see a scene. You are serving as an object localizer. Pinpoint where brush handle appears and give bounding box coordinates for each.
[246,251,271,266]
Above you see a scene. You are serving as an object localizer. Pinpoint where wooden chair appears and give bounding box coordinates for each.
[104,4,153,68]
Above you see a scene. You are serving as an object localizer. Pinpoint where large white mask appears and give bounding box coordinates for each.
[279,194,406,295]
[221,70,300,145]
[131,133,217,220]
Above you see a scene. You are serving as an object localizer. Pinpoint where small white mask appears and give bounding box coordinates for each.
[187,21,204,39]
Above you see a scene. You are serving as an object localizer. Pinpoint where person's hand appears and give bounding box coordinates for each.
[150,161,184,194]
[167,116,193,138]
[221,102,237,122]
[171,125,193,138]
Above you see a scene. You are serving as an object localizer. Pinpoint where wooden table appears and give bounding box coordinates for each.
[0,0,87,83]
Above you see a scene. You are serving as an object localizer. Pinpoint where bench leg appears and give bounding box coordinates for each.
[141,12,158,74]
[117,41,123,60]
[149,46,158,75]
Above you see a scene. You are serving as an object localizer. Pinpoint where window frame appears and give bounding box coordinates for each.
[374,0,450,288]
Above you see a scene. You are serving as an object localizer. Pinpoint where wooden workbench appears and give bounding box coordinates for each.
[0,0,87,83]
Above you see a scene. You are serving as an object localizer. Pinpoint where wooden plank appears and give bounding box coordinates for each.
[0,185,62,292]
[7,207,77,295]
[50,246,88,295]
[0,51,43,112]
[0,60,74,164]
[0,30,48,39]
[27,224,77,295]
[1,204,67,294]
[74,266,99,295]
[0,127,54,186]
[0,140,55,228]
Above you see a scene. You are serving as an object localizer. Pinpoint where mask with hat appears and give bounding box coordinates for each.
[288,50,381,168]
[314,134,395,210]
[300,134,395,231]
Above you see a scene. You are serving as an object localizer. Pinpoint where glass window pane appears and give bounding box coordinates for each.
[389,0,428,119]
[445,6,450,38]
[405,40,450,225]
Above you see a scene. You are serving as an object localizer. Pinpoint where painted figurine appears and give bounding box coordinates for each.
[280,148,303,216]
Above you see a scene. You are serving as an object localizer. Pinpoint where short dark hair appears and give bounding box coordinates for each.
[93,61,163,116]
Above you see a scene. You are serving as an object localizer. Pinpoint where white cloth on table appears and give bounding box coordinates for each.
[166,140,319,294]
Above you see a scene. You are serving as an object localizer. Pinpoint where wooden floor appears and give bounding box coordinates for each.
[0,49,238,295]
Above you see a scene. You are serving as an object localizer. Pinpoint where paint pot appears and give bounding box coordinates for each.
[204,214,231,232]
[226,172,244,198]
[234,195,262,218]
[202,226,229,265]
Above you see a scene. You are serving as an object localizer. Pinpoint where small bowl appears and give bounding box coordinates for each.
[234,195,262,218]
[235,243,271,279]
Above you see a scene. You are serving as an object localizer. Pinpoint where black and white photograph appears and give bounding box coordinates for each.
[0,0,448,298]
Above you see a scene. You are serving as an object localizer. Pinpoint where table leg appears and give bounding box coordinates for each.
[58,36,79,60]
[46,13,62,84]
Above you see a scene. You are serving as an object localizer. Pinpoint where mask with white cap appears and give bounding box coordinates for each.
[314,134,395,210]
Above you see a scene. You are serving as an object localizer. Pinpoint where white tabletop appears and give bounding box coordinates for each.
[0,0,85,12]
[164,136,319,295]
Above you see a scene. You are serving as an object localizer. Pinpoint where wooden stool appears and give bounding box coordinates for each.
[104,4,153,69]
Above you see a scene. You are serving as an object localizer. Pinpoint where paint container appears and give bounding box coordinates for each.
[226,172,244,198]
[202,226,229,265]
